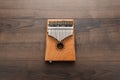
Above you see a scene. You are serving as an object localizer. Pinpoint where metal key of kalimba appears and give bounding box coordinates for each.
[45,19,76,63]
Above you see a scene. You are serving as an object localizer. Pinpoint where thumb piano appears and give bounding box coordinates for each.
[45,19,76,63]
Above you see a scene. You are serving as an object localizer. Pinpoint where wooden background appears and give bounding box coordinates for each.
[0,0,120,80]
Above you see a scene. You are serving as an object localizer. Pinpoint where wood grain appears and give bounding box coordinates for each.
[0,0,119,18]
[0,0,120,80]
[45,19,75,61]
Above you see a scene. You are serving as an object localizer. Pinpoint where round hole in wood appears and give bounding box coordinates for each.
[57,42,64,49]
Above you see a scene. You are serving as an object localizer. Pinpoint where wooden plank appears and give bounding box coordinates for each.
[0,18,119,43]
[0,0,119,18]
[0,19,46,43]
[0,61,120,80]
[0,0,119,10]
[0,9,119,18]
[0,18,119,61]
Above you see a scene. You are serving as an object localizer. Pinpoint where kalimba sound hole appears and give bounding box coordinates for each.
[57,42,64,49]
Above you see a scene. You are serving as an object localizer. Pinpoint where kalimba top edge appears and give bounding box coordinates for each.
[47,19,74,22]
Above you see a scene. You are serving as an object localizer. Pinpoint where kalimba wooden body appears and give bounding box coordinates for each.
[45,19,76,62]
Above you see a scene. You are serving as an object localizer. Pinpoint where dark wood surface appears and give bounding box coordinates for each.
[0,0,120,80]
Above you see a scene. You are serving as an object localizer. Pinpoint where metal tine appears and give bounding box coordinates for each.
[62,29,64,41]
[61,29,63,41]
[66,30,69,37]
[55,29,57,40]
[57,29,59,40]
[64,29,66,39]
[60,29,62,41]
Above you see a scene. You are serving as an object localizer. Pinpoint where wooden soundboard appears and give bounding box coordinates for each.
[45,19,76,63]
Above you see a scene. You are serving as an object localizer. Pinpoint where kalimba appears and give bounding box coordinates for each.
[45,19,76,63]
